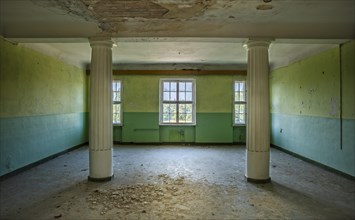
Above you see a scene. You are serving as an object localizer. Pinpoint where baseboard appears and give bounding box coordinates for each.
[113,141,245,146]
[271,144,355,181]
[0,142,88,181]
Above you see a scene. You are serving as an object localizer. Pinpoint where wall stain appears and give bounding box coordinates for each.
[330,97,338,117]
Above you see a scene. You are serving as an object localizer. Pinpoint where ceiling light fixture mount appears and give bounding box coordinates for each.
[257,0,273,10]
[256,4,273,10]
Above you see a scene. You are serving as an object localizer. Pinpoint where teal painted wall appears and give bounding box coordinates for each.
[112,74,246,144]
[0,39,88,176]
[195,113,233,143]
[160,126,195,143]
[270,41,355,176]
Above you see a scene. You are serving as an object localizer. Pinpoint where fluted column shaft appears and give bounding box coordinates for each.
[245,39,271,183]
[88,38,113,181]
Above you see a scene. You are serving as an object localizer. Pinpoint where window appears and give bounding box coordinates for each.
[112,80,122,125]
[159,79,196,125]
[234,81,246,125]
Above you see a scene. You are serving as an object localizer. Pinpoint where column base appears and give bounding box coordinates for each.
[89,149,113,180]
[245,150,270,181]
[88,175,114,182]
[246,176,271,183]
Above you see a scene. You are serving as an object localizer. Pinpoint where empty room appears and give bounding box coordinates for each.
[0,0,354,219]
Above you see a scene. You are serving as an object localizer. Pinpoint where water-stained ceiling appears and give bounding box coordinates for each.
[0,0,354,70]
[1,0,354,38]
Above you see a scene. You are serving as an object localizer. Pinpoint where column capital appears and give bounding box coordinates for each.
[89,37,114,48]
[243,38,273,49]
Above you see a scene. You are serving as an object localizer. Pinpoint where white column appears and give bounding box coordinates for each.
[88,37,113,181]
[245,39,272,183]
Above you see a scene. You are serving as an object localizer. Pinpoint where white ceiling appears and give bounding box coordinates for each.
[1,0,354,70]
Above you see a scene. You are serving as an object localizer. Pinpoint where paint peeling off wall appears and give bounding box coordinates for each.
[270,40,355,177]
[270,47,341,118]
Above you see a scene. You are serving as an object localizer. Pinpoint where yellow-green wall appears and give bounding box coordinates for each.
[112,74,246,143]
[270,40,355,176]
[0,38,88,176]
[341,41,355,119]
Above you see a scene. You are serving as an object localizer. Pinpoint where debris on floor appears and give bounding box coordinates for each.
[86,174,198,217]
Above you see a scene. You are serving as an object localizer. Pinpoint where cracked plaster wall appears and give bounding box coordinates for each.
[270,40,355,177]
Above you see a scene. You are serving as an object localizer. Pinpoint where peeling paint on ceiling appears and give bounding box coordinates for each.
[31,0,97,22]
[0,0,353,71]
[2,0,351,38]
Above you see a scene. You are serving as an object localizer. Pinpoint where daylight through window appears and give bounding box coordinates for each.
[112,80,122,125]
[234,81,246,125]
[160,79,195,125]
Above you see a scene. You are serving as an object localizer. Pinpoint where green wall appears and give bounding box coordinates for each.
[0,38,88,176]
[270,40,355,176]
[112,74,246,144]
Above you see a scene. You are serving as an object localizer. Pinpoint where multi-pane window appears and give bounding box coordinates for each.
[160,79,196,125]
[112,80,122,125]
[234,81,246,125]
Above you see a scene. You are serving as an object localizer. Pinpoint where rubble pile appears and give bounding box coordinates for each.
[86,174,192,215]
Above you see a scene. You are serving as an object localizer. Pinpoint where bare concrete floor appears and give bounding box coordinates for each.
[0,145,354,220]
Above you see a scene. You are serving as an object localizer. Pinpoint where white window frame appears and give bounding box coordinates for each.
[233,81,247,126]
[159,78,196,125]
[112,80,122,126]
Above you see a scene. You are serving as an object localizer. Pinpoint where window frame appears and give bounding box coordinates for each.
[159,78,196,126]
[233,80,247,126]
[112,80,122,126]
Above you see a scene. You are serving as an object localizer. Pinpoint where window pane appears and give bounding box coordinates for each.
[113,104,121,124]
[186,92,192,101]
[179,104,186,114]
[169,113,177,123]
[186,82,192,91]
[163,82,170,92]
[163,114,169,123]
[113,104,121,113]
[113,81,121,92]
[163,104,170,114]
[170,104,177,114]
[163,103,178,123]
[236,92,245,102]
[113,91,121,102]
[186,114,193,123]
[185,104,192,113]
[235,92,239,102]
[170,82,177,91]
[179,82,186,91]
[178,104,193,124]
[235,104,246,124]
[240,91,245,102]
[235,82,240,92]
[113,114,120,124]
[240,82,244,91]
[170,92,177,101]
[163,92,170,101]
[163,104,177,114]
[179,92,186,101]
[179,113,186,123]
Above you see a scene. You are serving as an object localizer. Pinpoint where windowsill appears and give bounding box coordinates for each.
[113,124,123,127]
[159,123,196,126]
[233,124,246,127]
